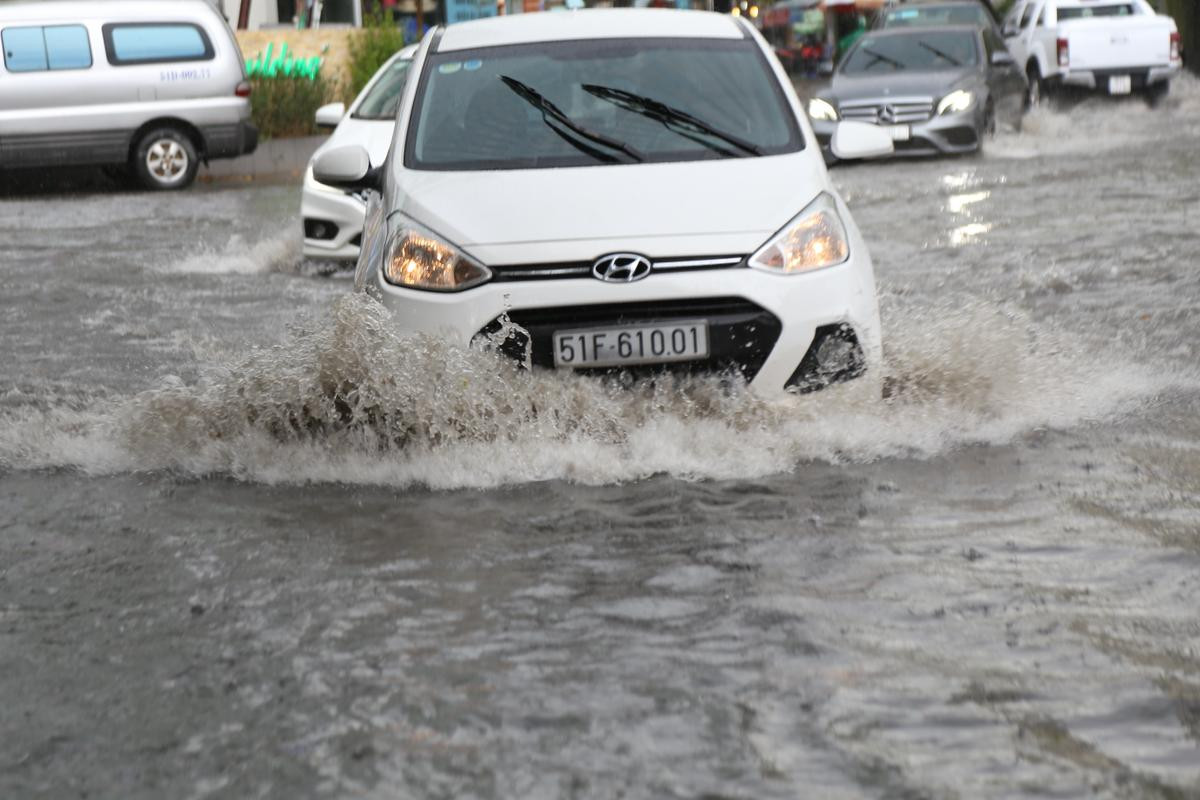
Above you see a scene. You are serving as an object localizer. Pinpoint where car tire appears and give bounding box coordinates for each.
[976,102,996,154]
[1143,80,1169,108]
[1025,64,1046,109]
[132,127,199,191]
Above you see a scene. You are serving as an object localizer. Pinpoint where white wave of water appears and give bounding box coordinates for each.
[165,231,303,275]
[987,72,1200,160]
[0,291,1184,489]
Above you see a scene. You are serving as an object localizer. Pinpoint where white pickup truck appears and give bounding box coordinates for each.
[1001,0,1181,103]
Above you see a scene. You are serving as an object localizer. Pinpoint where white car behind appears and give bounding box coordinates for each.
[313,10,895,395]
[301,44,417,261]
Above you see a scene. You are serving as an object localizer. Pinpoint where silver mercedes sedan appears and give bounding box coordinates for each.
[808,25,1027,160]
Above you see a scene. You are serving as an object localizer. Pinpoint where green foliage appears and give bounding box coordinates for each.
[348,3,407,98]
[250,73,337,140]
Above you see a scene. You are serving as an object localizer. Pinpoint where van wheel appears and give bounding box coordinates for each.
[133,128,198,190]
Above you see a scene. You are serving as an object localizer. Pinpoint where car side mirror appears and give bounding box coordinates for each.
[312,145,381,192]
[831,121,895,160]
[314,102,346,129]
[991,50,1015,67]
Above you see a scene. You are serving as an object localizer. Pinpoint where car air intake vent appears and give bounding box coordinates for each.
[839,98,935,124]
[475,297,781,383]
[489,255,746,282]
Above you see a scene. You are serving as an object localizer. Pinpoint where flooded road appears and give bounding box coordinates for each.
[2,80,1199,799]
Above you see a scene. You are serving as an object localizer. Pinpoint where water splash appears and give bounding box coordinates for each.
[0,291,1182,488]
[988,72,1200,160]
[165,231,304,275]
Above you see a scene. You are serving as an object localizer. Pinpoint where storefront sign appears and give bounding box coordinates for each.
[445,0,499,24]
[245,42,323,81]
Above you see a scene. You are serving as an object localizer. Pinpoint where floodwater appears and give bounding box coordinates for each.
[2,80,1199,799]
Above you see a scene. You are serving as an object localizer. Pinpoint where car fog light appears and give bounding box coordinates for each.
[383,219,491,292]
[936,89,974,115]
[807,97,839,122]
[748,193,849,275]
[816,334,857,374]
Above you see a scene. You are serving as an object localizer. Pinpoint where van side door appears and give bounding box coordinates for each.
[0,22,115,167]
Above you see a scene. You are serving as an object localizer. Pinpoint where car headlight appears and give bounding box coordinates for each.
[382,217,491,292]
[807,97,839,122]
[748,193,849,275]
[936,89,974,115]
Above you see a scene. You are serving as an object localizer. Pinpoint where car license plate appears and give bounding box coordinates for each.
[553,321,709,368]
[888,125,911,141]
[1108,75,1131,95]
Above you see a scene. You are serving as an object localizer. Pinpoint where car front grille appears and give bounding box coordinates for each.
[489,255,746,282]
[839,97,935,124]
[475,297,781,383]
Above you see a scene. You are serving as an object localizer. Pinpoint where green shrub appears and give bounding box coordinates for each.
[348,3,407,98]
[250,73,337,140]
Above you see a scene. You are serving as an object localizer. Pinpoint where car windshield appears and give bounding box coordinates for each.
[840,30,980,73]
[405,38,802,171]
[352,57,413,120]
[882,4,992,28]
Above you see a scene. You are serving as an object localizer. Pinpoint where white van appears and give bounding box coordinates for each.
[0,0,257,189]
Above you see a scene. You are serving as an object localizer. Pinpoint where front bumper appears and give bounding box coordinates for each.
[813,109,981,159]
[1059,64,1180,91]
[368,258,882,395]
[301,174,366,261]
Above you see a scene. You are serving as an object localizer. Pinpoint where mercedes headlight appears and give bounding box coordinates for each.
[382,217,491,292]
[749,193,849,275]
[936,89,974,115]
[807,97,839,122]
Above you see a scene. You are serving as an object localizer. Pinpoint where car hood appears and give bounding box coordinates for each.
[313,117,396,168]
[390,153,827,264]
[826,69,979,102]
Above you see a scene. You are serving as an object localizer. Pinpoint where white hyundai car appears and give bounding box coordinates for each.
[313,10,894,394]
[302,44,418,262]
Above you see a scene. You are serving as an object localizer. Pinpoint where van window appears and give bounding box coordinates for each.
[2,27,47,71]
[2,25,92,72]
[102,23,214,65]
[45,26,92,69]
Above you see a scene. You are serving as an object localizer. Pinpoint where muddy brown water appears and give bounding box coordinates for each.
[2,81,1199,798]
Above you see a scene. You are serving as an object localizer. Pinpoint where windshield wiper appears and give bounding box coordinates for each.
[917,41,963,66]
[859,47,907,70]
[581,84,763,158]
[498,75,643,164]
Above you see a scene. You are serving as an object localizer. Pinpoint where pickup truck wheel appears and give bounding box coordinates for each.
[1143,80,1169,107]
[1025,65,1045,109]
[132,127,199,191]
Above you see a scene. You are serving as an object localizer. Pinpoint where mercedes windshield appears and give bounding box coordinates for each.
[841,30,981,74]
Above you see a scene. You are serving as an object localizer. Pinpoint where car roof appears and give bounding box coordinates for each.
[882,0,1000,21]
[435,8,745,53]
[0,0,218,20]
[862,23,984,36]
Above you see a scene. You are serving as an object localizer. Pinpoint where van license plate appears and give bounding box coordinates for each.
[553,322,709,368]
[1108,75,1131,95]
[888,125,911,141]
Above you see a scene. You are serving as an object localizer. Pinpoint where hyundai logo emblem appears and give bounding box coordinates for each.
[592,253,652,283]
